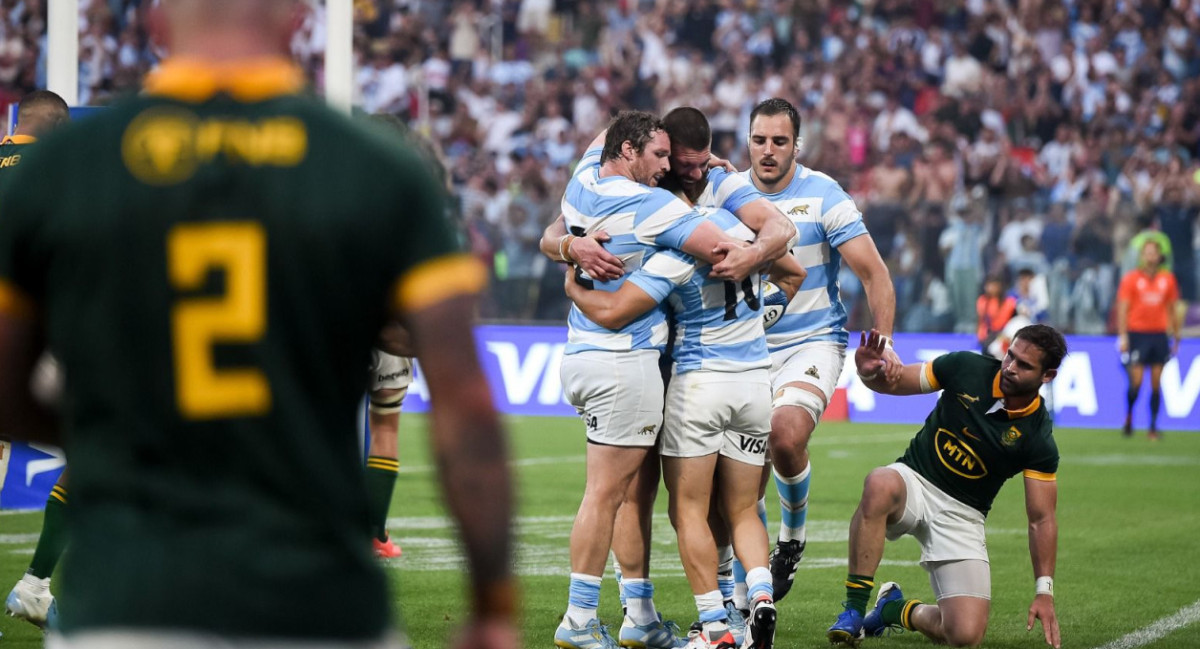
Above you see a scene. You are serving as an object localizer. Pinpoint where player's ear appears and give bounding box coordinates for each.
[1041,368,1057,385]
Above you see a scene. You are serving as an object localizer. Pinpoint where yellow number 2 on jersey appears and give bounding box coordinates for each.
[168,222,271,420]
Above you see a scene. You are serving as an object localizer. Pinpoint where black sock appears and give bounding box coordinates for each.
[1149,390,1161,429]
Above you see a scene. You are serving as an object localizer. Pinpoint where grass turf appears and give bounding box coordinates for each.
[1,416,1198,648]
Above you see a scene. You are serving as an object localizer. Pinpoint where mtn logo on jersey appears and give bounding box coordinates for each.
[935,427,988,479]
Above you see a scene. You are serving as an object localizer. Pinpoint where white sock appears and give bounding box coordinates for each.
[622,578,659,626]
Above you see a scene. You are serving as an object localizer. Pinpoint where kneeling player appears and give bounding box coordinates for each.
[826,327,1063,649]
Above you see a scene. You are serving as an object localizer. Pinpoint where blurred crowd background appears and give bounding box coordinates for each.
[2,0,1198,334]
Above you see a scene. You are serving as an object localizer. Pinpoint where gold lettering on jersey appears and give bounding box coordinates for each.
[956,392,979,409]
[123,106,308,185]
[0,154,21,168]
[934,427,988,479]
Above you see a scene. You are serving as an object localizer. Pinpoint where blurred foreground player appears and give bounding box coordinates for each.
[0,2,516,648]
[0,89,71,631]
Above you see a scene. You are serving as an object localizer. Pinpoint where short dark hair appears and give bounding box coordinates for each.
[749,98,801,141]
[662,107,711,152]
[16,90,69,134]
[601,111,664,164]
[1014,324,1068,371]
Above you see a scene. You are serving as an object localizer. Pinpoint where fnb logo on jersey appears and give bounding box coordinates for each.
[935,428,988,479]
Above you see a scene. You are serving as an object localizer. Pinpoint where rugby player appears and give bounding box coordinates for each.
[741,98,901,603]
[827,326,1063,649]
[0,2,515,648]
[1,89,71,631]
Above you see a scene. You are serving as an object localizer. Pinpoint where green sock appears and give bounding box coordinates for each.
[29,485,70,579]
[844,574,875,615]
[364,456,399,542]
[881,598,922,630]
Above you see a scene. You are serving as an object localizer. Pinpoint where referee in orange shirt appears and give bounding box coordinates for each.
[1116,240,1183,439]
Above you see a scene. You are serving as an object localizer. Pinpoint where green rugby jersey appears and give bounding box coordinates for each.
[898,351,1059,515]
[0,59,485,639]
[0,134,36,184]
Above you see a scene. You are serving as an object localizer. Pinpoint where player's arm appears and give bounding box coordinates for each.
[1168,279,1183,356]
[538,213,623,281]
[767,251,807,301]
[377,319,415,357]
[854,328,931,395]
[1115,279,1131,352]
[840,233,902,381]
[563,271,661,330]
[0,296,58,446]
[1024,474,1061,649]
[393,266,515,630]
[728,196,801,262]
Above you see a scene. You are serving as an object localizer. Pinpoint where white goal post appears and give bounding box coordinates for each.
[46,0,354,113]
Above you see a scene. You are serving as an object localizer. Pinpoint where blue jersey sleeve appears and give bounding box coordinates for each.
[709,168,763,215]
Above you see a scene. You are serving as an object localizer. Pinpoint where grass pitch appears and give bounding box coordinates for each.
[2,416,1198,648]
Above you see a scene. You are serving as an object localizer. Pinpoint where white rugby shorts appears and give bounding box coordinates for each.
[368,349,414,393]
[560,349,664,447]
[885,462,990,566]
[768,341,846,404]
[661,368,771,465]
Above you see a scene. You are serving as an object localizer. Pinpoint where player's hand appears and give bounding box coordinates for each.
[708,154,737,172]
[1117,333,1129,353]
[571,232,623,281]
[710,241,759,281]
[453,618,520,649]
[1027,594,1060,648]
[856,329,888,379]
[881,344,903,385]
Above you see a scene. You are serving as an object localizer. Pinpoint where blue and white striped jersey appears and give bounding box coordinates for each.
[629,208,771,374]
[695,167,762,213]
[739,165,868,351]
[562,146,706,354]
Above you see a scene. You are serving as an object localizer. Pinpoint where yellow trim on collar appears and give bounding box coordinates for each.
[1006,396,1041,419]
[991,371,1003,398]
[143,58,306,103]
[1,135,35,145]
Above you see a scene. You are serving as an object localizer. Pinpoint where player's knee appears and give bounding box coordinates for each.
[861,468,904,513]
[368,386,407,415]
[943,625,986,648]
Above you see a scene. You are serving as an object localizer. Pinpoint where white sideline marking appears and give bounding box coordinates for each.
[1069,455,1200,467]
[1092,600,1200,649]
[0,534,38,544]
[397,455,585,474]
[394,432,909,475]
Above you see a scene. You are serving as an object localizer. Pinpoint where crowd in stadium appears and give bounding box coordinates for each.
[4,0,1197,332]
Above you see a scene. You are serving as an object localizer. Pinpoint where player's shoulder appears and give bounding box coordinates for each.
[932,350,998,381]
[801,167,854,202]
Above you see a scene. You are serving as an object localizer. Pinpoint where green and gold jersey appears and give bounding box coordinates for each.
[0,59,484,639]
[898,351,1058,515]
[0,134,36,185]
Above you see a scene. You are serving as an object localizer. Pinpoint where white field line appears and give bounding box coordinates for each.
[395,431,911,475]
[378,515,922,575]
[1091,600,1200,649]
